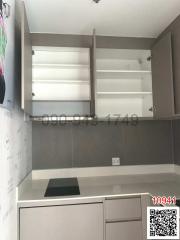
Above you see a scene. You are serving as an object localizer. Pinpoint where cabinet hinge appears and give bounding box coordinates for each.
[147,56,152,61]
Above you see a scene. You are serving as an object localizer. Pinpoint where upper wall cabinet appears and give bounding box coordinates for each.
[95,48,153,118]
[172,26,180,115]
[151,32,174,118]
[21,2,32,115]
[157,16,180,116]
[32,47,91,117]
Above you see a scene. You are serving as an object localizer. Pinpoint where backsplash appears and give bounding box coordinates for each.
[32,120,173,169]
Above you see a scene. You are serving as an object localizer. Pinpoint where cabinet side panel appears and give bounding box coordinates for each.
[151,32,174,118]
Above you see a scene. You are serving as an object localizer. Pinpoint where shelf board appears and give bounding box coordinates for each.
[33,63,89,69]
[32,100,91,102]
[32,80,89,84]
[32,98,91,102]
[97,91,152,95]
[96,70,152,80]
[97,70,151,73]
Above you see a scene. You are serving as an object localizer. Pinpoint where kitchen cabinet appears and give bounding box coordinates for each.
[21,21,175,120]
[151,32,174,118]
[106,221,143,240]
[20,203,103,240]
[22,29,155,119]
[20,5,180,120]
[172,25,180,114]
[32,47,92,117]
[21,22,177,119]
[105,197,143,240]
[105,197,142,221]
[21,2,32,115]
[19,194,149,240]
[156,16,180,115]
[95,47,153,118]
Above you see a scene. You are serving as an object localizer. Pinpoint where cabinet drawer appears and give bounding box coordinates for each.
[106,221,143,240]
[105,197,141,221]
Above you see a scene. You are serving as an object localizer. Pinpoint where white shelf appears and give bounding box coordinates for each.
[97,91,152,96]
[33,80,89,84]
[33,64,89,69]
[96,49,153,118]
[96,70,152,79]
[97,70,151,73]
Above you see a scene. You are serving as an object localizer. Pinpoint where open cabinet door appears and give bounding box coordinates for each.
[151,32,174,118]
[21,2,32,115]
[90,29,96,117]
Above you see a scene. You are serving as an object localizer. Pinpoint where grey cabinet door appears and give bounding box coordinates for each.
[172,26,180,114]
[152,32,174,118]
[90,29,96,116]
[20,203,104,240]
[21,2,32,115]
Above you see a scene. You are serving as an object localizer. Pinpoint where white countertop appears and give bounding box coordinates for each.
[17,173,180,207]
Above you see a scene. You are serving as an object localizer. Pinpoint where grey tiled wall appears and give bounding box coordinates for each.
[32,120,173,169]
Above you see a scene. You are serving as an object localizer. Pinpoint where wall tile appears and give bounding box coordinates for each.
[121,121,173,165]
[32,120,173,169]
[72,123,123,167]
[32,123,73,169]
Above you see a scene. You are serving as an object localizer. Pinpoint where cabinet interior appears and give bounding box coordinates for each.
[32,47,91,117]
[95,49,153,118]
[31,46,153,119]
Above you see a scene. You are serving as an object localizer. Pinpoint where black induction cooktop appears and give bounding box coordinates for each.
[44,178,80,197]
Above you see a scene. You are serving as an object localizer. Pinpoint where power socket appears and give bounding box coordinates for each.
[112,157,120,166]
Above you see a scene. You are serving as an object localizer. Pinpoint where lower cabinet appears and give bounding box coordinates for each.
[106,221,143,240]
[20,203,104,240]
[105,197,142,221]
[19,196,146,240]
[105,197,143,240]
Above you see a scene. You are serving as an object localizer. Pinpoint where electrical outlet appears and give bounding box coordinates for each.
[112,157,120,166]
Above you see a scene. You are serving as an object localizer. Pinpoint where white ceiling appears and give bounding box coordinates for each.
[25,0,180,38]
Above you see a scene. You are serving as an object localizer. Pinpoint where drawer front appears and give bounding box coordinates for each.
[105,197,141,221]
[20,203,104,240]
[106,221,143,240]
